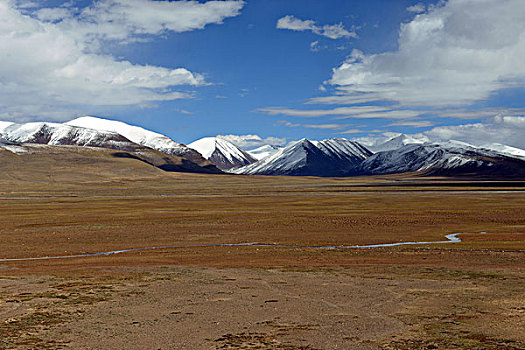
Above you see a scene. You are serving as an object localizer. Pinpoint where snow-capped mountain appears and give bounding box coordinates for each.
[0,121,14,132]
[247,145,282,160]
[0,122,139,151]
[369,134,427,153]
[479,143,525,160]
[0,119,222,174]
[360,142,525,176]
[235,138,373,176]
[312,138,372,160]
[66,116,209,166]
[1,116,523,178]
[188,137,257,170]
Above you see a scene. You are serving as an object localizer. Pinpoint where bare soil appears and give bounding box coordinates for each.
[1,172,524,349]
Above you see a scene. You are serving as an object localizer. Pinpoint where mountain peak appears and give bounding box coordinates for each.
[235,138,372,176]
[188,137,256,171]
[361,142,525,177]
[370,133,427,153]
[247,144,283,160]
[66,116,213,167]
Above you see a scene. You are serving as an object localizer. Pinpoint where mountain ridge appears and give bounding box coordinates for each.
[1,117,524,178]
[235,138,373,176]
[0,119,222,174]
[188,137,257,170]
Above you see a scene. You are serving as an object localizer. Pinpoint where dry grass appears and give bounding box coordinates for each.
[0,171,524,349]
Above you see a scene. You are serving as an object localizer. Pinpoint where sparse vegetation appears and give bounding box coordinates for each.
[0,173,523,348]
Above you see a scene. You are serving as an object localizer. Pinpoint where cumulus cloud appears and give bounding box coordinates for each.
[353,116,525,149]
[329,0,525,107]
[0,0,244,120]
[33,0,245,47]
[406,3,426,13]
[277,15,357,39]
[218,134,287,150]
[419,116,525,148]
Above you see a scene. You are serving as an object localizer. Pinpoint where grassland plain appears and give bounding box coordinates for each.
[0,170,524,349]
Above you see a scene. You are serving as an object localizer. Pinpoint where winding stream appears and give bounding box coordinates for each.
[0,232,483,262]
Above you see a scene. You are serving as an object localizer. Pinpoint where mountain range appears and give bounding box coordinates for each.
[0,118,221,174]
[235,138,372,176]
[360,141,525,177]
[1,116,524,178]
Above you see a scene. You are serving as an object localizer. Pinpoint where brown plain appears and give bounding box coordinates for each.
[0,152,524,349]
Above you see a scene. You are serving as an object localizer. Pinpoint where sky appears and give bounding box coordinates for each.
[2,0,525,149]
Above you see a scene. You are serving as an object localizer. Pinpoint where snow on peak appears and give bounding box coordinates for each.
[370,134,427,153]
[313,138,373,160]
[0,121,14,134]
[235,138,372,176]
[0,121,136,150]
[188,137,217,159]
[66,116,204,161]
[479,143,525,159]
[247,144,282,160]
[67,116,178,147]
[188,137,256,170]
[361,141,525,176]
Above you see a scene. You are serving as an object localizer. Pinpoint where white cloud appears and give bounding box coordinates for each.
[418,116,525,148]
[218,134,287,149]
[0,0,244,120]
[277,15,357,39]
[276,120,349,130]
[302,123,349,130]
[306,93,387,105]
[277,120,300,128]
[259,105,430,120]
[33,0,245,47]
[388,120,435,127]
[310,40,320,52]
[258,106,391,117]
[407,3,426,13]
[329,0,525,107]
[15,0,38,9]
[352,132,408,147]
[352,116,525,149]
[333,109,424,120]
[339,129,363,134]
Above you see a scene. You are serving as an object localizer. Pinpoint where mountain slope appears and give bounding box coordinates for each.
[0,121,222,174]
[188,137,256,170]
[312,138,372,161]
[369,134,427,153]
[247,145,282,160]
[479,143,525,159]
[236,138,372,176]
[0,122,140,151]
[0,143,173,186]
[66,116,216,169]
[360,143,525,177]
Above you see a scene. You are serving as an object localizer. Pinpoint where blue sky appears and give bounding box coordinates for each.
[2,0,525,148]
[111,0,442,142]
